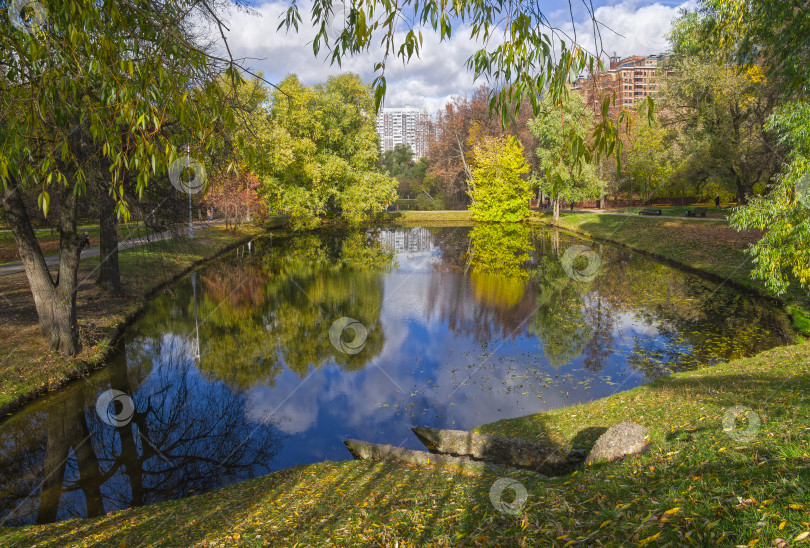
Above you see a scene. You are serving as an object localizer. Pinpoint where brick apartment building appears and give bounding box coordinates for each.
[571,54,673,117]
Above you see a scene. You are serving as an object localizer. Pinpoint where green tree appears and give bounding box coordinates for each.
[624,105,674,202]
[467,136,530,222]
[530,94,603,222]
[0,0,241,354]
[260,74,397,227]
[730,102,810,295]
[671,0,810,295]
[659,57,779,204]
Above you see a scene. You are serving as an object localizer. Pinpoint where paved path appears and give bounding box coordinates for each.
[0,221,223,277]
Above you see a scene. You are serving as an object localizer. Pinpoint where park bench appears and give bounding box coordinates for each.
[685,207,708,217]
[640,208,662,216]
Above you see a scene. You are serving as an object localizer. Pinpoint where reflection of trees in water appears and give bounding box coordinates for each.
[424,226,540,343]
[422,226,791,372]
[0,342,281,525]
[190,230,395,388]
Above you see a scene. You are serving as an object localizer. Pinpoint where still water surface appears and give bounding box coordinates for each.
[0,225,794,524]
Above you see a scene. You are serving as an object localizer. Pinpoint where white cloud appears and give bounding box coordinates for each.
[563,0,695,60]
[220,1,691,114]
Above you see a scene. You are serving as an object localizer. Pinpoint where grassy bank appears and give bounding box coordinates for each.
[2,340,807,546]
[374,210,473,226]
[531,211,810,335]
[0,225,258,416]
[2,213,809,546]
[0,223,147,265]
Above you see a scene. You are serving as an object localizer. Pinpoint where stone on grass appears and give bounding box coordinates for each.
[411,427,584,476]
[586,422,649,465]
[344,439,491,474]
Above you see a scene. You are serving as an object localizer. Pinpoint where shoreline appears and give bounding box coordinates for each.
[0,227,257,418]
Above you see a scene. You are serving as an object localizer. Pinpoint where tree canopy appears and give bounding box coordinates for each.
[260,73,397,227]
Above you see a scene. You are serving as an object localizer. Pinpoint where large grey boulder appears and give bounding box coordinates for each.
[586,422,650,465]
[411,427,585,476]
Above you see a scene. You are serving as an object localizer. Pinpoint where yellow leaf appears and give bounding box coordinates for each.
[664,507,681,516]
[780,521,787,530]
[795,532,810,542]
[790,504,806,510]
[637,532,661,546]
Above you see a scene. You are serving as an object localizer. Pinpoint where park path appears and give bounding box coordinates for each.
[0,220,223,277]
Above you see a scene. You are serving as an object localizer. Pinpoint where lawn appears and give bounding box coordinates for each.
[608,204,732,219]
[531,211,810,335]
[0,224,259,416]
[1,339,807,547]
[0,222,144,265]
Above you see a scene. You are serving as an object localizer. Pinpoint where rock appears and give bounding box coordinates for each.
[586,422,649,464]
[343,439,492,474]
[411,427,584,476]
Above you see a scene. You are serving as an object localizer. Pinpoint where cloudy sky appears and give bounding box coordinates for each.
[222,0,694,113]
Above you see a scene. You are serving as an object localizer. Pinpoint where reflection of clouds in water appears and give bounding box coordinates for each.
[244,364,414,435]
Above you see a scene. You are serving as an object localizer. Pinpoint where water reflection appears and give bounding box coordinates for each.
[0,226,794,525]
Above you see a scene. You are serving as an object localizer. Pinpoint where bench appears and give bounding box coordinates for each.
[685,207,708,217]
[640,208,662,216]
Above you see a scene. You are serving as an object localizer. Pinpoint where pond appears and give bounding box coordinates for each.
[0,225,795,525]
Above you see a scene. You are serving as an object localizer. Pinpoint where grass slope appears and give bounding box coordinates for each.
[532,211,810,335]
[0,225,258,415]
[1,341,808,547]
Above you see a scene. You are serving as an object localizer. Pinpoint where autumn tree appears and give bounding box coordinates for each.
[467,136,531,222]
[0,0,243,354]
[259,74,397,227]
[427,87,538,209]
[530,94,604,222]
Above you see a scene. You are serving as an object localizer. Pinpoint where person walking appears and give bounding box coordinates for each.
[715,195,720,208]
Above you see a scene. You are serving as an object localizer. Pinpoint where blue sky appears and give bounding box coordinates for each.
[223,0,694,112]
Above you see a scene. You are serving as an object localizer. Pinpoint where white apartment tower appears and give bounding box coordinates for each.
[375,107,433,159]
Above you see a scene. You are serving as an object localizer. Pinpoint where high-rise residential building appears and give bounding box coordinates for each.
[375,107,434,159]
[571,54,674,118]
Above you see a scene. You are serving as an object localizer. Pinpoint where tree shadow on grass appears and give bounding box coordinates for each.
[5,364,809,545]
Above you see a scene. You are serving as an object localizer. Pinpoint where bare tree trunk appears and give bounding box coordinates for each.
[97,187,121,294]
[553,198,560,223]
[1,181,81,355]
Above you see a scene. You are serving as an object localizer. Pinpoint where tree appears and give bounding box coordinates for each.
[427,87,538,209]
[530,94,604,222]
[623,105,674,202]
[259,74,397,227]
[467,136,530,222]
[658,57,780,204]
[730,101,810,295]
[203,170,264,229]
[671,0,810,295]
[0,0,242,354]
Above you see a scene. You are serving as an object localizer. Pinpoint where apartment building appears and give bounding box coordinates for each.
[375,107,433,159]
[571,54,673,117]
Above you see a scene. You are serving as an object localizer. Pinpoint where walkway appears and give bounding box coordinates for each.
[0,221,223,277]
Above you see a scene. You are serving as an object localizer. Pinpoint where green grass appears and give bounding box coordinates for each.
[0,222,144,265]
[610,204,731,219]
[532,211,810,336]
[2,214,808,546]
[0,225,258,416]
[372,210,474,226]
[2,341,808,547]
